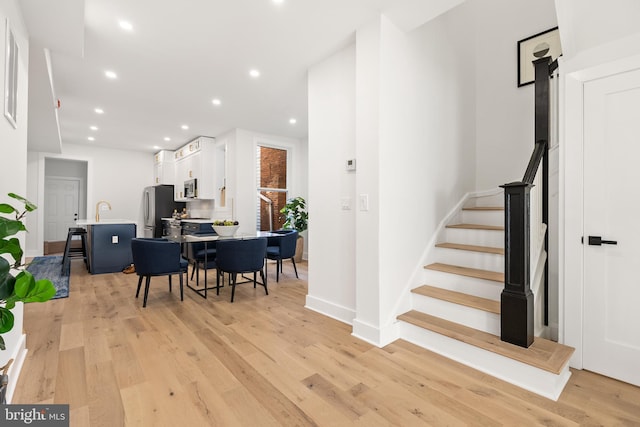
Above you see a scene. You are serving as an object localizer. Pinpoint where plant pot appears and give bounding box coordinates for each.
[294,235,304,262]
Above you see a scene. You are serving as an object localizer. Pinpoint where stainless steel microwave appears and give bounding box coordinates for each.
[184,178,197,198]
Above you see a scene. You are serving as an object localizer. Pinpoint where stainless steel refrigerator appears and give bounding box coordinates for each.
[143,185,185,238]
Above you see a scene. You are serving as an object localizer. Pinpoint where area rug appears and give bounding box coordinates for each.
[25,256,69,300]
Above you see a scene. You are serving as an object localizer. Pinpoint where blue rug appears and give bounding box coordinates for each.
[26,256,69,300]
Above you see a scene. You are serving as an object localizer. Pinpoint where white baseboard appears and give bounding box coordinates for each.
[351,318,399,347]
[305,295,355,325]
[3,334,27,404]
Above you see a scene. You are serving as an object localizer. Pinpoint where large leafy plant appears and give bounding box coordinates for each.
[280,196,308,232]
[0,193,55,350]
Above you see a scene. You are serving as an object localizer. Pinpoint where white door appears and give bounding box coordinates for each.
[44,178,80,241]
[583,68,640,387]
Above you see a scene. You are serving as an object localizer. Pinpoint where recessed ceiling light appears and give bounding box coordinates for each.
[289,118,297,124]
[90,125,98,131]
[273,0,284,4]
[181,124,189,130]
[105,70,117,79]
[118,20,133,31]
[164,137,171,142]
[249,69,261,78]
[87,136,95,141]
[94,108,104,114]
[153,145,160,150]
[212,98,221,106]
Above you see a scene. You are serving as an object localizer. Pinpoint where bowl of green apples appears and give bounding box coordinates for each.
[212,220,239,237]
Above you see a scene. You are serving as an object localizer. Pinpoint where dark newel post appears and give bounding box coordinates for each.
[500,182,534,347]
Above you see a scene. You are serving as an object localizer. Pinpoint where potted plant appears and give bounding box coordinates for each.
[0,193,56,351]
[280,196,307,262]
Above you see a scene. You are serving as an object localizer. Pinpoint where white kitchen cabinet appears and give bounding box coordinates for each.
[173,136,216,201]
[153,150,175,185]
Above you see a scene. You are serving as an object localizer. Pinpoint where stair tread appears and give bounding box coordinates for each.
[462,206,504,211]
[446,223,504,231]
[435,242,505,255]
[425,263,504,283]
[397,310,575,374]
[412,285,500,314]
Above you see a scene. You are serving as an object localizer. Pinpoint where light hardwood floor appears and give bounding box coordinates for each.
[13,260,640,426]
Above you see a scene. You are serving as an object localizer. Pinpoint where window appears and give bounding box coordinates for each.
[256,145,288,231]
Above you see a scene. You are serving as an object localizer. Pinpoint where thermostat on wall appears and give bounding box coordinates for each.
[346,159,356,171]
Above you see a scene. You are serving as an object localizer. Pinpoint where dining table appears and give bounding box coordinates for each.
[166,231,278,298]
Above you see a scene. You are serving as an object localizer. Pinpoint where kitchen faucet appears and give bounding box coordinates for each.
[95,200,112,222]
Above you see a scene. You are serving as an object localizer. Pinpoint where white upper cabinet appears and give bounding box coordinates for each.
[173,136,217,201]
[153,150,175,185]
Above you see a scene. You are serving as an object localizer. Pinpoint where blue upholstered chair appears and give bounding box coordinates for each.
[131,238,188,307]
[215,237,268,302]
[189,231,218,286]
[265,229,299,282]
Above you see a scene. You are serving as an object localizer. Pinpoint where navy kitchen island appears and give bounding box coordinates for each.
[77,220,137,274]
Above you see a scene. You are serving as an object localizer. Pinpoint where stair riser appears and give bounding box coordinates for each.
[411,293,500,335]
[397,322,572,401]
[443,228,504,248]
[461,210,504,226]
[422,269,503,300]
[469,193,503,208]
[433,248,504,272]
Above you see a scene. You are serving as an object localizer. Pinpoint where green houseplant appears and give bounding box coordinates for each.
[0,193,56,351]
[280,196,307,262]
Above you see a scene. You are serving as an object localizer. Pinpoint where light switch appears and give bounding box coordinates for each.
[359,194,369,211]
[112,235,119,244]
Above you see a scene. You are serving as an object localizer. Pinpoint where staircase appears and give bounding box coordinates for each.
[396,193,574,401]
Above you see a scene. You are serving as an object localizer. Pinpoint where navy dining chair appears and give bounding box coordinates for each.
[189,231,218,287]
[265,229,299,282]
[131,238,188,307]
[215,237,268,302]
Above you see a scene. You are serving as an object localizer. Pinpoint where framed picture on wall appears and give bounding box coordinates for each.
[4,18,18,128]
[517,27,561,87]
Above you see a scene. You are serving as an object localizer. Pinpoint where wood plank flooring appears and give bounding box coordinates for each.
[12,260,640,426]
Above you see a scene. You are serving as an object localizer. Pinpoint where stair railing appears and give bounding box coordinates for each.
[500,56,557,348]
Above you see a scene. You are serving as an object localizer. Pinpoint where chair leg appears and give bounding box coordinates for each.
[291,257,298,278]
[136,276,143,298]
[179,271,184,301]
[191,262,196,280]
[261,269,268,295]
[276,259,280,282]
[169,275,172,293]
[230,273,237,303]
[216,269,221,295]
[253,271,257,288]
[143,276,151,307]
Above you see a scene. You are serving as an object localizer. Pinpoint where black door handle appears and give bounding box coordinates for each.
[588,236,617,246]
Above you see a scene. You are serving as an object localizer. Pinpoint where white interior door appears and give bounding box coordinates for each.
[583,68,640,387]
[44,178,80,241]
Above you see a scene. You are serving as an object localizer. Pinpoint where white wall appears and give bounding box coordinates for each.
[474,0,558,190]
[26,143,153,256]
[0,0,30,223]
[307,44,357,322]
[0,0,30,397]
[308,6,478,341]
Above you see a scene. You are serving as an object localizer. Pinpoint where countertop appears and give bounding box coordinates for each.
[76,219,137,226]
[161,218,214,224]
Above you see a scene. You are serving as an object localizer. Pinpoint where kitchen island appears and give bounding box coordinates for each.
[76,219,137,274]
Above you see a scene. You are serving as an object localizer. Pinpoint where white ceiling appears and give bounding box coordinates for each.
[20,0,462,153]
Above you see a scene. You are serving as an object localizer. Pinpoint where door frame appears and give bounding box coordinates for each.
[31,153,93,258]
[561,52,640,369]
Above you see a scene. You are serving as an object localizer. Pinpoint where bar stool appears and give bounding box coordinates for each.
[62,227,89,274]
